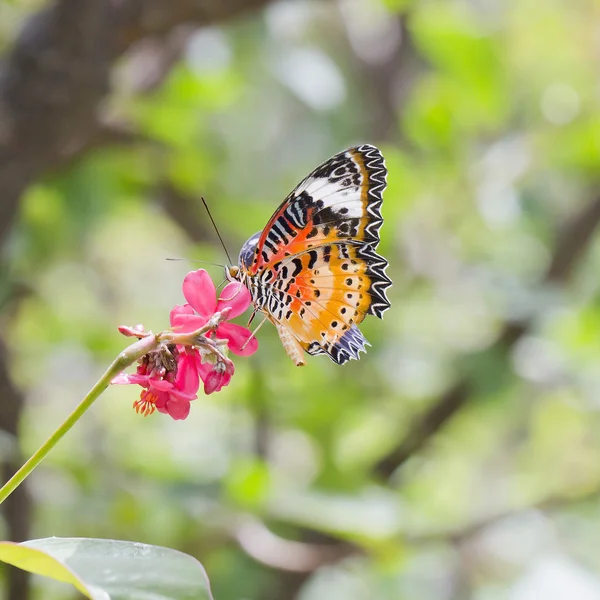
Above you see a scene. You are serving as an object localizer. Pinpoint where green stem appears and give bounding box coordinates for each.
[0,334,159,505]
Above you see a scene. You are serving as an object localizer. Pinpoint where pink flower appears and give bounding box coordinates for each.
[170,270,259,357]
[112,345,199,420]
[169,269,258,395]
[114,269,259,417]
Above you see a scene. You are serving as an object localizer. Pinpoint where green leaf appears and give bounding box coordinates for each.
[0,537,214,600]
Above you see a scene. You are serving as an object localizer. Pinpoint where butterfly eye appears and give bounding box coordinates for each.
[228,266,240,279]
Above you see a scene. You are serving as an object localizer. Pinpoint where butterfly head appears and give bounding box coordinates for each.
[226,265,240,281]
[225,230,262,282]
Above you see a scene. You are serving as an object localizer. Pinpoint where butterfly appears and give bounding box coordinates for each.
[227,144,391,366]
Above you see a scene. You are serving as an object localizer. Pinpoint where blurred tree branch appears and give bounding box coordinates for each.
[343,13,421,142]
[407,477,600,549]
[0,340,31,600]
[235,519,357,600]
[0,0,281,247]
[155,182,215,243]
[235,518,356,573]
[374,380,470,478]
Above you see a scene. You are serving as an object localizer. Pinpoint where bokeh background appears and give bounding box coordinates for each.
[1,0,600,598]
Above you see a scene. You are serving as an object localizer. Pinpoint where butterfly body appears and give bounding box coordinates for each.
[228,144,391,365]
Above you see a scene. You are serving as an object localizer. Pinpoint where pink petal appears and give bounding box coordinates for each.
[182,270,217,319]
[171,314,208,333]
[170,305,208,332]
[221,371,232,388]
[148,379,174,392]
[111,373,150,387]
[203,370,232,394]
[169,388,196,402]
[195,359,214,383]
[217,282,252,319]
[174,352,200,395]
[203,370,221,394]
[222,357,235,376]
[154,390,171,412]
[118,324,147,338]
[170,304,194,324]
[112,373,135,385]
[216,322,259,356]
[167,399,191,420]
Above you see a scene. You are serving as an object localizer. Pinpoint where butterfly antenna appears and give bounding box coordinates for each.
[166,257,226,268]
[201,196,234,265]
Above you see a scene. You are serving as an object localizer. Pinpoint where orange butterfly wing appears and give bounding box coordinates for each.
[237,144,391,365]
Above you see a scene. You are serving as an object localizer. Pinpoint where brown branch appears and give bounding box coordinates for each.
[155,183,214,243]
[0,340,32,600]
[235,518,356,573]
[374,194,600,479]
[235,519,357,600]
[546,194,600,282]
[406,478,600,549]
[0,0,282,247]
[342,13,422,143]
[374,380,470,478]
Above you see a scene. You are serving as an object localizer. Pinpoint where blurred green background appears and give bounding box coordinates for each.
[2,0,600,598]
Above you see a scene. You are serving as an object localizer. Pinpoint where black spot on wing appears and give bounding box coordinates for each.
[291,258,303,277]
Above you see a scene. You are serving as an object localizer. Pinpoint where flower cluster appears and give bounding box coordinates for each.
[112,269,258,420]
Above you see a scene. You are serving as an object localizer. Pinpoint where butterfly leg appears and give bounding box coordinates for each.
[247,309,258,328]
[241,314,269,351]
[274,321,306,367]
